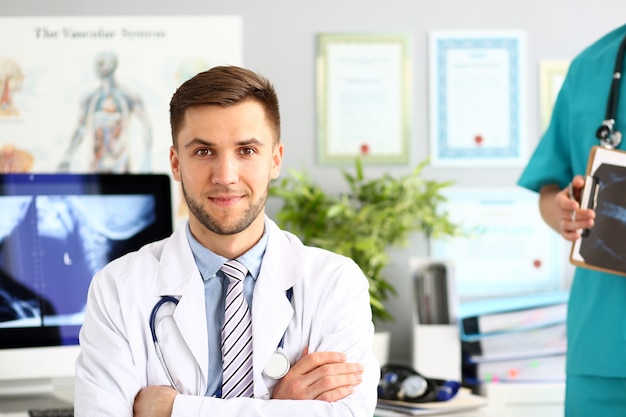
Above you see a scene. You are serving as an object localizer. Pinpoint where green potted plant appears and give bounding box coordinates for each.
[269,158,460,324]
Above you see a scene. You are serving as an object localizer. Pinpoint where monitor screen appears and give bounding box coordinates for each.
[0,173,173,397]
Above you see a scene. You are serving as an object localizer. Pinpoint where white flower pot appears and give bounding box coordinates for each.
[373,331,391,366]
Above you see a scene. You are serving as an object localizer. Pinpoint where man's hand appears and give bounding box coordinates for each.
[134,385,177,417]
[271,348,364,402]
[540,175,595,241]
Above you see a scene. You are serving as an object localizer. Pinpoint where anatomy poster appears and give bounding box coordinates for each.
[0,16,242,175]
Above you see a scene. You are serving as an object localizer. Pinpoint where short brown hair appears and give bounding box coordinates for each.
[169,65,281,146]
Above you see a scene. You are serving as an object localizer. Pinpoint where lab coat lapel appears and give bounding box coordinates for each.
[154,226,209,392]
[252,220,298,396]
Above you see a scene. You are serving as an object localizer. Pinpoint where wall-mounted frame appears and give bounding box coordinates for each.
[316,33,411,165]
[430,187,565,298]
[429,30,527,167]
[539,60,570,132]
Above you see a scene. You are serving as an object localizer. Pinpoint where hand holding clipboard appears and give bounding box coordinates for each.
[570,146,626,276]
[578,175,599,238]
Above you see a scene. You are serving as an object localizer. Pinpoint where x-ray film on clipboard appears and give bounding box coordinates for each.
[570,146,626,276]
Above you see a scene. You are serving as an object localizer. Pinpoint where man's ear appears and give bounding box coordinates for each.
[270,142,284,180]
[170,146,181,181]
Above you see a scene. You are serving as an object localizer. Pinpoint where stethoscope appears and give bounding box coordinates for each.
[149,288,293,394]
[595,33,626,148]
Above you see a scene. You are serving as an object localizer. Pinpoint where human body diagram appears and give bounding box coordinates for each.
[58,51,152,173]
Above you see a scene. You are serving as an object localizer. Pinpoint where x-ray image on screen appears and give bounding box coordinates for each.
[0,173,172,351]
[0,193,156,335]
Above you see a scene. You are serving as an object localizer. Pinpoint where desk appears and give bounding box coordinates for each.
[9,379,555,417]
[375,388,492,416]
[0,378,73,417]
[375,409,494,417]
[375,382,565,416]
[480,382,565,417]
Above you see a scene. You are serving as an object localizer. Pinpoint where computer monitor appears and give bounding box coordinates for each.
[0,173,173,399]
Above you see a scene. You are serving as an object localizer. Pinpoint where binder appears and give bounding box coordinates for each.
[463,321,567,362]
[458,294,568,386]
[457,291,568,342]
[570,146,626,276]
[467,351,566,383]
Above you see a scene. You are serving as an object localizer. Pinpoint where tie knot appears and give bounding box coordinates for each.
[221,259,247,283]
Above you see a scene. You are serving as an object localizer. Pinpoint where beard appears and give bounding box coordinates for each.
[181,180,267,236]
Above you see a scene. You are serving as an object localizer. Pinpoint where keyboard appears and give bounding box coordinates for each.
[27,408,73,417]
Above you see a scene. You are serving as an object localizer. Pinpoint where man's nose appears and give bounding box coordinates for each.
[211,155,238,185]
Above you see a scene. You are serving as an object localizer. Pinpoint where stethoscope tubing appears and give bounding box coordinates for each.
[149,287,294,389]
[149,295,179,343]
[605,34,626,123]
[597,33,626,148]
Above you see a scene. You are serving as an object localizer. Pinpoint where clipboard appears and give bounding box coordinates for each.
[570,146,626,276]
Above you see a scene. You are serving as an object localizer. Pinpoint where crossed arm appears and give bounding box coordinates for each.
[133,348,364,417]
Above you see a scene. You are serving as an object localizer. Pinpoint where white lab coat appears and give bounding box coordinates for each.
[75,217,379,417]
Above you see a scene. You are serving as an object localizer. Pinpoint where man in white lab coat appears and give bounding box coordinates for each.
[74,65,379,417]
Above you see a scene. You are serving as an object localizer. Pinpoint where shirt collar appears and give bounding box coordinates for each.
[186,220,268,282]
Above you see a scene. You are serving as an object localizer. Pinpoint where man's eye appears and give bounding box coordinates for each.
[241,147,256,155]
[195,149,211,156]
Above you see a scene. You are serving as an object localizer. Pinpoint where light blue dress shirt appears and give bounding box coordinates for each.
[186,222,268,397]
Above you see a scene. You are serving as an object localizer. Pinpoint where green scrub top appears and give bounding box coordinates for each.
[518,24,626,378]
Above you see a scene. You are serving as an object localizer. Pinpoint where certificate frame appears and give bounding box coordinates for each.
[539,60,570,132]
[316,33,411,165]
[429,187,564,298]
[429,30,527,167]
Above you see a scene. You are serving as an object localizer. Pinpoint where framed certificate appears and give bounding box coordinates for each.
[539,60,569,132]
[316,33,411,164]
[429,31,527,167]
[430,187,564,298]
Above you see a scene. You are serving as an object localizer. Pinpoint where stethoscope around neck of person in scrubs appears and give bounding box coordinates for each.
[149,287,293,396]
[595,33,626,149]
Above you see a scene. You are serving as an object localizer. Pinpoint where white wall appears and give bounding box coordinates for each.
[4,0,626,364]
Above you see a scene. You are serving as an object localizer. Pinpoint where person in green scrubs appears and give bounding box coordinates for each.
[518,24,626,417]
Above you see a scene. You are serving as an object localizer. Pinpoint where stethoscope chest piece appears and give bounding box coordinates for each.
[608,129,623,148]
[596,120,622,148]
[263,349,291,379]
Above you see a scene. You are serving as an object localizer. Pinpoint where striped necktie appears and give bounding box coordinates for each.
[220,259,254,398]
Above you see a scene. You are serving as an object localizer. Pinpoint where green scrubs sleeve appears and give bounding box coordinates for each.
[517,71,575,193]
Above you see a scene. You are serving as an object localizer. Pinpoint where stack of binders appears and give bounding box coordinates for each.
[458,291,569,387]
